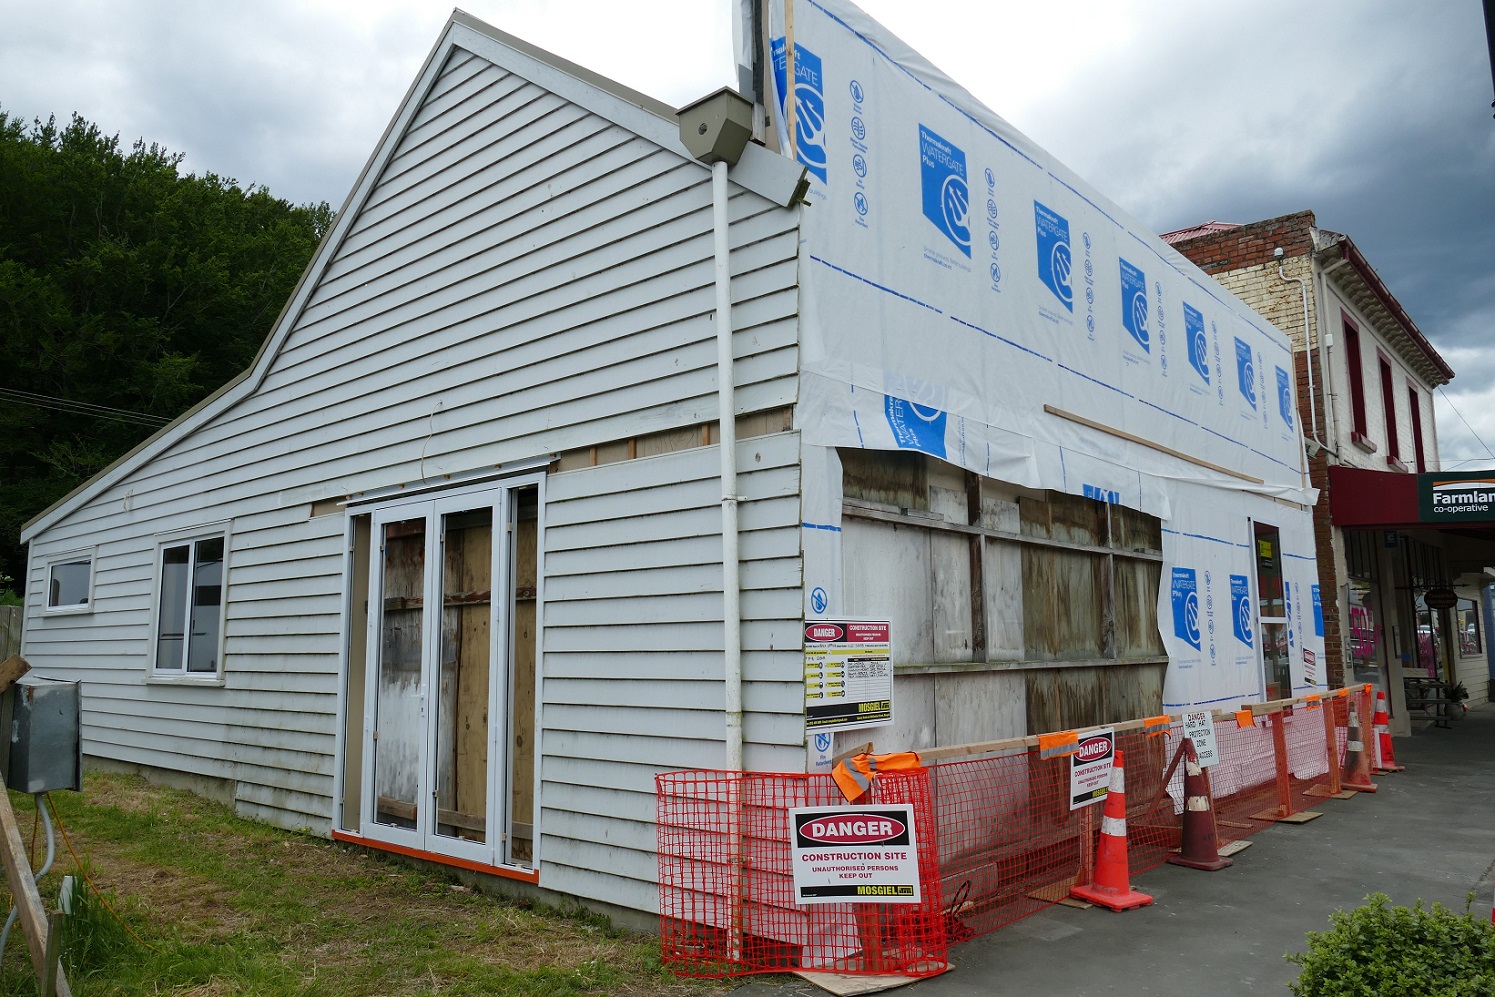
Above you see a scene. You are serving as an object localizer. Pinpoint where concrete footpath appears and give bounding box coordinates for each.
[736,703,1495,996]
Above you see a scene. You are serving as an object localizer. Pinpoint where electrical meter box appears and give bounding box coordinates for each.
[0,675,83,793]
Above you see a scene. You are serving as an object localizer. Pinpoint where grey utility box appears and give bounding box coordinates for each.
[0,675,83,793]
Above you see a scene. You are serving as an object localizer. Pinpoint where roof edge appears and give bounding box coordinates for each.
[23,10,805,543]
[450,9,678,120]
[1318,231,1455,384]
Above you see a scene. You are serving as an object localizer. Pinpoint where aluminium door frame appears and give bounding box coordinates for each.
[338,470,545,871]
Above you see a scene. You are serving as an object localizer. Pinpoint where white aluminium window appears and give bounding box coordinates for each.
[44,551,94,614]
[152,534,227,676]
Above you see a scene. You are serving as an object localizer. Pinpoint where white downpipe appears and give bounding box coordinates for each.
[1317,257,1352,452]
[713,159,744,773]
[1278,260,1325,458]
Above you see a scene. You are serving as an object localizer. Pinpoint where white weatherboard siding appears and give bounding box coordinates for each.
[22,26,803,886]
[541,434,804,912]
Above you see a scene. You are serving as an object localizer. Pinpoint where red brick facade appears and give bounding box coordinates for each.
[1164,210,1317,276]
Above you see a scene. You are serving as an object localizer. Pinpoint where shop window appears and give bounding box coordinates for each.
[1401,537,1449,678]
[1254,523,1291,699]
[44,553,93,613]
[153,534,226,676]
[1344,530,1382,685]
[1457,599,1482,657]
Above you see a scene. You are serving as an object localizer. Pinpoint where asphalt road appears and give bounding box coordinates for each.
[734,701,1495,996]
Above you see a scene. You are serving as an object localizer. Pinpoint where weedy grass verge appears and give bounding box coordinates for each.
[0,773,732,997]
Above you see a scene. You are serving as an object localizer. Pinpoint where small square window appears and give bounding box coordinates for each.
[45,556,93,613]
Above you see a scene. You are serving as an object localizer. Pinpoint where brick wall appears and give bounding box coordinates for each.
[1168,210,1317,275]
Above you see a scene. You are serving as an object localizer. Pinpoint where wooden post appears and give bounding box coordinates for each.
[1271,711,1292,819]
[783,0,797,158]
[41,910,63,997]
[0,773,72,995]
[0,653,29,694]
[1322,698,1342,795]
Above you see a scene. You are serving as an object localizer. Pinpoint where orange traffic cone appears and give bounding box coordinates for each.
[1372,690,1405,773]
[1168,737,1233,871]
[1340,696,1378,793]
[1070,748,1154,911]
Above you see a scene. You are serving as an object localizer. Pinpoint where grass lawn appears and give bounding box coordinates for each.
[0,773,730,996]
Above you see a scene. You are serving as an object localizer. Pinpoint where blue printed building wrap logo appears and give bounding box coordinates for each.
[1230,574,1253,648]
[918,125,970,257]
[770,38,827,183]
[1276,366,1294,429]
[1312,585,1324,637]
[1119,258,1148,351]
[1034,201,1073,311]
[1171,567,1201,651]
[884,394,948,459]
[1184,303,1210,383]
[1235,338,1256,408]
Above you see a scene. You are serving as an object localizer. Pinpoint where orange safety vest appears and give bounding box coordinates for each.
[830,751,923,803]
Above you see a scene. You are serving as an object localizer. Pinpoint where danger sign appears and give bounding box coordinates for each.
[789,805,922,904]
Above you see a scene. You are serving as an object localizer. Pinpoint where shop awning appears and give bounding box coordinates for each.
[1328,465,1495,534]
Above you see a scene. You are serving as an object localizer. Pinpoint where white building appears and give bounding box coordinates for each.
[20,4,1322,922]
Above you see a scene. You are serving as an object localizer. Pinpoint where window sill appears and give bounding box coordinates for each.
[1385,456,1409,473]
[40,605,93,617]
[147,673,227,687]
[1350,431,1377,454]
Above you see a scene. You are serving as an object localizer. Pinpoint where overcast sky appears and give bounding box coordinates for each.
[3,0,1491,467]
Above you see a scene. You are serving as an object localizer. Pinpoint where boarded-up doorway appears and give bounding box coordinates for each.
[339,475,541,871]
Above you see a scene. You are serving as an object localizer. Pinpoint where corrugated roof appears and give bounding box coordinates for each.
[1159,221,1240,244]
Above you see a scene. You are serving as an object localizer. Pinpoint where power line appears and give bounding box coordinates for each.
[1436,385,1495,471]
[0,387,170,427]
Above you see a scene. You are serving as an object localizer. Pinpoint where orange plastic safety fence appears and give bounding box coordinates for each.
[658,690,1371,975]
[656,769,948,978]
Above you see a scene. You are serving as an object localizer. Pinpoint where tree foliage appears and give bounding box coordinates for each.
[0,110,331,588]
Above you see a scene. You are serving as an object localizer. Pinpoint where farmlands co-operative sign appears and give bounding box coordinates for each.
[1420,474,1495,523]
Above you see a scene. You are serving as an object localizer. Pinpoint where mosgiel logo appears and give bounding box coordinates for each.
[800,815,907,845]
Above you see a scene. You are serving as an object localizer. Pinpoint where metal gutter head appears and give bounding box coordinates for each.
[678,88,756,166]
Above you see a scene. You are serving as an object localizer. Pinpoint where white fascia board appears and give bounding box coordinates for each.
[450,13,806,207]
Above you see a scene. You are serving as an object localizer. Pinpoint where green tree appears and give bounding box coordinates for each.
[0,110,331,591]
